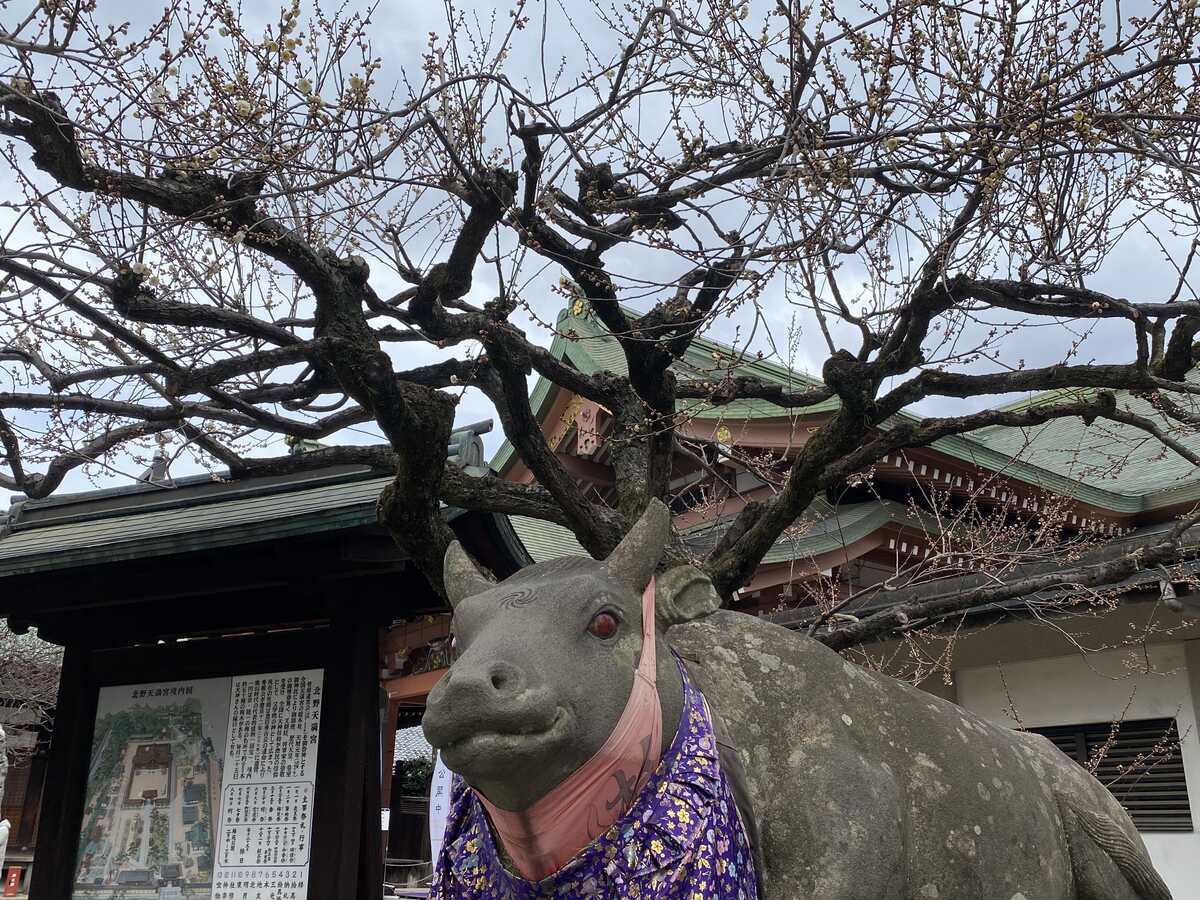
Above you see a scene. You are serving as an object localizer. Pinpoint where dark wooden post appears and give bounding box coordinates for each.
[27,645,94,900]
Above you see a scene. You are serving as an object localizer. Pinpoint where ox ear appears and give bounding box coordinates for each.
[655,564,722,628]
[443,541,493,609]
[604,499,671,592]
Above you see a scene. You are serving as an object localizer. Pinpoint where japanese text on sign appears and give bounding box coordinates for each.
[212,670,323,900]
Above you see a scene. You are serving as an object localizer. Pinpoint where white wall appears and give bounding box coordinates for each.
[956,641,1200,899]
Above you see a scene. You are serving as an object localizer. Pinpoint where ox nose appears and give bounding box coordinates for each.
[428,658,531,713]
[424,658,549,750]
[461,659,526,697]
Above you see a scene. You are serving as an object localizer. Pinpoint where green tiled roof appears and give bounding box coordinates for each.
[508,515,590,562]
[760,501,910,563]
[562,306,839,418]
[889,391,1200,513]
[0,423,499,579]
[959,377,1200,505]
[508,500,912,567]
[685,500,913,564]
[896,384,1200,511]
[492,307,838,473]
[0,474,391,577]
[493,307,1200,514]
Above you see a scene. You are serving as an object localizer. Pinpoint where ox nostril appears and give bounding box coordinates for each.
[486,662,521,694]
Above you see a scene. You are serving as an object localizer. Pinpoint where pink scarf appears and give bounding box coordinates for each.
[477,577,663,882]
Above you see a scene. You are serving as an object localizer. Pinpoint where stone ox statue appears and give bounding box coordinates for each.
[424,501,1173,900]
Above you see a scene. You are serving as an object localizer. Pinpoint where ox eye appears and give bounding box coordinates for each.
[587,611,619,639]
[449,633,460,660]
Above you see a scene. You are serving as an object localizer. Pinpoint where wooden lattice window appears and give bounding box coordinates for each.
[1029,718,1193,833]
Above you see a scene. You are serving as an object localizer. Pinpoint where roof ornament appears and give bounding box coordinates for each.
[138,446,171,485]
[286,437,326,456]
[447,419,493,471]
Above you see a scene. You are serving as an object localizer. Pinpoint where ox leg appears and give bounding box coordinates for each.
[1058,801,1172,900]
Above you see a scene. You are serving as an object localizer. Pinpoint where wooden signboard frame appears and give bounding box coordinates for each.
[30,610,383,900]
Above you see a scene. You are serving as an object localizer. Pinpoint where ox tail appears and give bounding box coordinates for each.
[1059,797,1173,900]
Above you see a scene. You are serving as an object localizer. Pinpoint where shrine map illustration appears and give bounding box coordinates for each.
[72,670,323,900]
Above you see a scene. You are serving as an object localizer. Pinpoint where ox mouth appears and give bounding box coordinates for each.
[437,707,571,766]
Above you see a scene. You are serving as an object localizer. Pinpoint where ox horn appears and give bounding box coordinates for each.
[604,499,671,592]
[443,541,493,609]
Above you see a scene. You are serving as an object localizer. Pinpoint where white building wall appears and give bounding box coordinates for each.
[956,641,1200,899]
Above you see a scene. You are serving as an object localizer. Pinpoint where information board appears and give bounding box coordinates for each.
[71,669,323,900]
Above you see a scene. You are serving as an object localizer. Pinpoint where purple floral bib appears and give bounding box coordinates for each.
[430,656,758,898]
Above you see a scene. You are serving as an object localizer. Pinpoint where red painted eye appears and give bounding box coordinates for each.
[587,611,618,639]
